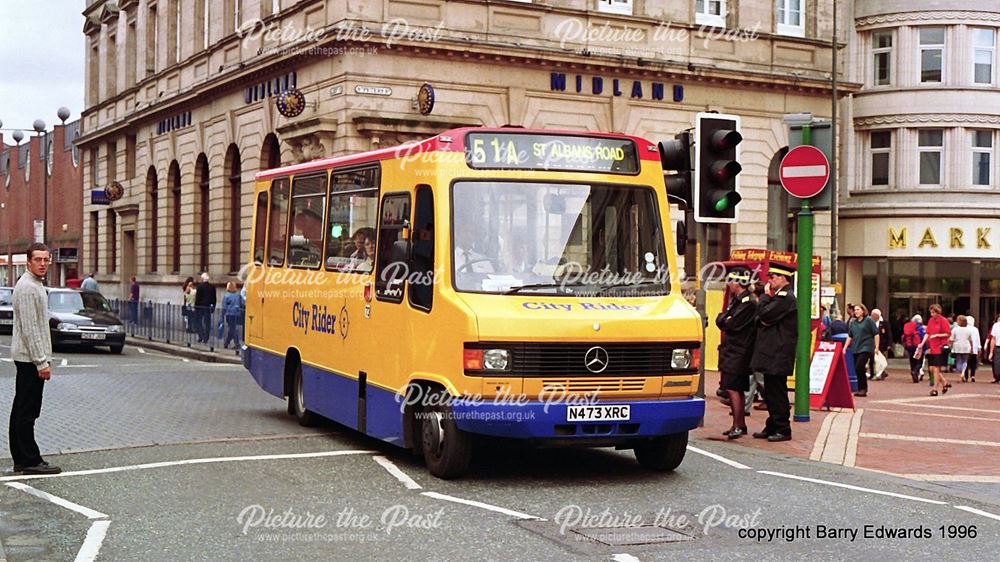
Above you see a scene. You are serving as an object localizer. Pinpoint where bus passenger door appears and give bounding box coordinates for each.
[246,190,269,341]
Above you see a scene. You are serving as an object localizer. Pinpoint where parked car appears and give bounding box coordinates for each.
[48,289,125,353]
[0,287,12,335]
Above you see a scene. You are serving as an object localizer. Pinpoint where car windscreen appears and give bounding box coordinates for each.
[48,292,112,313]
[0,289,11,305]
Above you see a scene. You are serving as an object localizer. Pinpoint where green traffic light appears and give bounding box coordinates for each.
[714,197,729,212]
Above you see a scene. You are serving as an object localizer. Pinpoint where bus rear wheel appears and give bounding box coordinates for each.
[420,396,472,479]
[291,361,319,427]
[634,431,688,471]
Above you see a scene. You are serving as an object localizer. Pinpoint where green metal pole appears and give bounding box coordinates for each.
[794,126,814,422]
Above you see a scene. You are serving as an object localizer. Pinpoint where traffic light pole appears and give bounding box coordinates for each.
[794,127,814,422]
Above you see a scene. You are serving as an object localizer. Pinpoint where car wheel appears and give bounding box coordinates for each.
[634,431,688,471]
[109,344,124,354]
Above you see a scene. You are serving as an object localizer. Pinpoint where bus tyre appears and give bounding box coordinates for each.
[634,431,688,471]
[420,398,472,479]
[291,362,319,427]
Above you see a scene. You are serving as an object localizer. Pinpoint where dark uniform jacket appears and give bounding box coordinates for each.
[751,286,798,376]
[715,289,757,376]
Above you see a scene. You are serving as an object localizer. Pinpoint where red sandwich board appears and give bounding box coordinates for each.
[808,340,855,410]
[779,145,830,199]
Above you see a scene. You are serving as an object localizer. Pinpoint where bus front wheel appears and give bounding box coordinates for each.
[291,362,319,427]
[420,396,472,479]
[634,431,688,471]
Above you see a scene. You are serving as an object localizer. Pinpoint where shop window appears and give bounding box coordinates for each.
[596,0,632,16]
[870,131,892,186]
[919,27,945,83]
[696,0,726,28]
[973,130,993,186]
[872,30,893,86]
[973,28,995,85]
[776,0,804,38]
[918,129,943,185]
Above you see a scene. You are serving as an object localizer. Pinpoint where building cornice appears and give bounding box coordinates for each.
[855,114,1000,127]
[857,11,1000,29]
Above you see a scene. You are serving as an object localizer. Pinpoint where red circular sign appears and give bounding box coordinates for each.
[779,145,830,198]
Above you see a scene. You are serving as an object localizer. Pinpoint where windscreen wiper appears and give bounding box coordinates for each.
[504,282,573,295]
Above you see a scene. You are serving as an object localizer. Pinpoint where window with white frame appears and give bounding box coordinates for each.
[776,0,804,37]
[870,131,892,186]
[918,129,943,185]
[596,0,632,15]
[973,28,995,85]
[872,30,893,86]
[919,27,945,83]
[972,130,993,186]
[696,0,726,28]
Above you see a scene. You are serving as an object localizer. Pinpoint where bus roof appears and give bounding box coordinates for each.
[255,127,661,181]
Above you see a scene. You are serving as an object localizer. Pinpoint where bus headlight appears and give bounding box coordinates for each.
[483,349,510,371]
[671,349,692,369]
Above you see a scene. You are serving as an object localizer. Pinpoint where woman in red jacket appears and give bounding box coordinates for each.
[924,303,952,396]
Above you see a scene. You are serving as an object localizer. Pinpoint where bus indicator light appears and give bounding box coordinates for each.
[464,349,484,371]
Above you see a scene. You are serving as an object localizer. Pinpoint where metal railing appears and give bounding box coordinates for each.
[109,299,243,355]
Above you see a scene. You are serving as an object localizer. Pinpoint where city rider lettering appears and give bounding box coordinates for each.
[522,302,573,311]
[292,301,310,334]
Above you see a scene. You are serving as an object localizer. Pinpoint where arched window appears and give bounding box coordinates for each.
[224,144,242,273]
[195,153,210,272]
[146,166,159,272]
[168,160,181,273]
[261,133,281,170]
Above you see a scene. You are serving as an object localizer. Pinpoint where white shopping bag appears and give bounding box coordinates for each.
[874,350,888,378]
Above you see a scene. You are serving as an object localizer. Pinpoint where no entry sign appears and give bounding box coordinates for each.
[779,145,830,199]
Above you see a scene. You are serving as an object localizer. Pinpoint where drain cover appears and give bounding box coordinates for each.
[571,525,695,546]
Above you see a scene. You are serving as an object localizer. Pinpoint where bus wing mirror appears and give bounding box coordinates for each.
[676,220,687,256]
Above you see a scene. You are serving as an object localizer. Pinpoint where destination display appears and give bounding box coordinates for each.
[465,132,639,174]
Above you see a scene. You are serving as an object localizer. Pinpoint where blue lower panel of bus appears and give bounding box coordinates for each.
[450,397,705,440]
[244,346,403,446]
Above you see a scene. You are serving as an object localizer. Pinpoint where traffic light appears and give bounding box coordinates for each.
[658,131,692,210]
[694,112,742,223]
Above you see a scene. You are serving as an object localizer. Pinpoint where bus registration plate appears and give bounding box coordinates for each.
[567,405,630,422]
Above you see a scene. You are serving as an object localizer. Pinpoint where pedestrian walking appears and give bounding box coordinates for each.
[750,263,797,443]
[871,308,892,373]
[182,277,196,333]
[194,272,217,343]
[844,303,878,397]
[925,304,952,396]
[989,312,1000,384]
[715,269,757,440]
[965,316,981,382]
[902,314,927,383]
[8,243,61,475]
[950,315,975,382]
[128,276,140,324]
[81,272,100,293]
[222,282,243,350]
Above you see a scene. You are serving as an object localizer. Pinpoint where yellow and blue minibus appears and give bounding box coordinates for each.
[243,127,704,478]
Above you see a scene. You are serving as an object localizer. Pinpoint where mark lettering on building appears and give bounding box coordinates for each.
[887,226,993,250]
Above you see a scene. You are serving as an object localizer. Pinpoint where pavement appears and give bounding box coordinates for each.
[124,335,242,364]
[695,358,1000,501]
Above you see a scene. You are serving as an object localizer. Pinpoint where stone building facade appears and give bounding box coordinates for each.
[79,0,852,302]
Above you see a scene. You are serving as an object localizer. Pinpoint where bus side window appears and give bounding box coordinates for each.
[374,193,411,303]
[266,178,290,267]
[409,186,433,311]
[288,173,327,269]
[252,191,269,265]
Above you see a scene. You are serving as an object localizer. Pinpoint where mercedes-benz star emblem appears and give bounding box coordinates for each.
[584,346,609,374]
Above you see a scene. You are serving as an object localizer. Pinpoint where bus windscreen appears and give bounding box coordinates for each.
[465,132,639,175]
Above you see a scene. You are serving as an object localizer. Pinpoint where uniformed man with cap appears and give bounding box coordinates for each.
[750,263,798,442]
[715,268,757,439]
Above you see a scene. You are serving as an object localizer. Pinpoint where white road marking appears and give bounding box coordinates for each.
[60,358,68,367]
[421,491,543,520]
[182,358,190,362]
[373,456,422,490]
[136,347,146,354]
[687,445,750,470]
[612,554,642,562]
[0,357,12,362]
[0,450,376,482]
[74,520,111,562]
[860,433,1000,448]
[954,505,1000,521]
[757,470,947,505]
[6,482,108,519]
[58,365,99,369]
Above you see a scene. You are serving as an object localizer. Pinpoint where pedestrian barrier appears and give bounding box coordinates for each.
[109,299,243,354]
